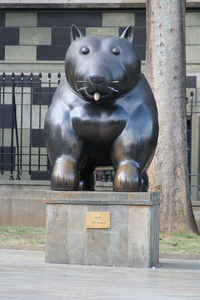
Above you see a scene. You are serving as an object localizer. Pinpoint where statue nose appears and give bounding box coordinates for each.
[89,75,105,84]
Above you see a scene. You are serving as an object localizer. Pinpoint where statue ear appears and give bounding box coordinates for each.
[70,24,84,42]
[120,25,134,44]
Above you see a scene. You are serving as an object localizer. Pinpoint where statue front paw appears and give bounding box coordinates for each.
[51,158,79,191]
[114,163,141,192]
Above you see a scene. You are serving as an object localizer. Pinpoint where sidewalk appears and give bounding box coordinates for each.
[0,249,200,299]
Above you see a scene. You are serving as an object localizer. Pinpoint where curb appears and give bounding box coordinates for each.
[159,252,200,260]
[0,244,45,251]
[0,245,200,261]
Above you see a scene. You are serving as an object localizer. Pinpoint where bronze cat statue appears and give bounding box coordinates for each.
[44,25,159,192]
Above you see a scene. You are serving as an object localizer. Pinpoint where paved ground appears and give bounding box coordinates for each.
[0,249,200,300]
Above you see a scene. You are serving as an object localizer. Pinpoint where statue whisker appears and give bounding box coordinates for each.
[108,87,119,92]
[77,86,88,91]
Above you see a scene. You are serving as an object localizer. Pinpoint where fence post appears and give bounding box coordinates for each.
[1,73,6,175]
[9,73,15,180]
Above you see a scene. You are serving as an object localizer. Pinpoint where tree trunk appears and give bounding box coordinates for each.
[146,0,198,233]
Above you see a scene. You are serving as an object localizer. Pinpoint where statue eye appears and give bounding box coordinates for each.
[112,48,120,55]
[81,47,90,55]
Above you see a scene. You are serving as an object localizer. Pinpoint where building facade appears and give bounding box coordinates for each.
[0,0,200,201]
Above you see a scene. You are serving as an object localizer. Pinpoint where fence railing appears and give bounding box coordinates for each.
[0,73,198,193]
[0,72,114,182]
[187,88,200,201]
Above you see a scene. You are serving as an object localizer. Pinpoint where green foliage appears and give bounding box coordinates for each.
[0,226,46,245]
[173,231,198,239]
[160,231,200,254]
[0,227,199,253]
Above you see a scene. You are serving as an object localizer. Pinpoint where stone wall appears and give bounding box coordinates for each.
[0,181,199,231]
[0,9,199,81]
[0,9,146,74]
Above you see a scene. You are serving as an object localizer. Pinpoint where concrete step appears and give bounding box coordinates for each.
[0,180,113,198]
[0,180,199,230]
[95,181,113,191]
[0,180,51,199]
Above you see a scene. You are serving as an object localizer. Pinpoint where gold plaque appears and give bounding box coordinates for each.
[86,212,111,229]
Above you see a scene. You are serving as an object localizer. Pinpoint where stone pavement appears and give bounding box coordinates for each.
[0,249,200,300]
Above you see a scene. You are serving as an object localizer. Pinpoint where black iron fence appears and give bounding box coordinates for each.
[0,72,59,180]
[187,88,200,201]
[0,73,114,181]
[0,73,198,194]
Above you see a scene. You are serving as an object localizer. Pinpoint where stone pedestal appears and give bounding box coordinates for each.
[44,191,161,267]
